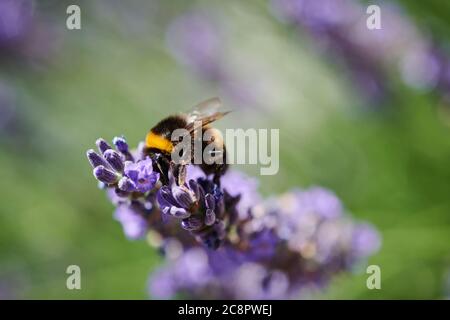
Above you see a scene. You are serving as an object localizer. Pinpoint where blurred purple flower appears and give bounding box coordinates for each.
[0,270,28,300]
[270,0,387,103]
[351,223,381,259]
[148,186,381,299]
[0,0,59,65]
[114,203,149,240]
[166,10,223,81]
[221,170,262,220]
[148,268,177,299]
[270,0,450,104]
[0,0,33,46]
[293,187,343,219]
[149,247,213,298]
[165,9,268,109]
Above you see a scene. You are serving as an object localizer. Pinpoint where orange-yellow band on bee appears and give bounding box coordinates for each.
[146,132,173,153]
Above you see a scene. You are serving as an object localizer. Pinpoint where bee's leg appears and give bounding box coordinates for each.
[213,172,221,187]
[156,161,169,185]
[170,161,187,186]
[178,164,187,186]
[212,160,228,187]
[151,153,171,185]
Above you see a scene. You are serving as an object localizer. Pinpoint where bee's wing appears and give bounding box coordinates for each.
[185,97,230,132]
[186,97,222,121]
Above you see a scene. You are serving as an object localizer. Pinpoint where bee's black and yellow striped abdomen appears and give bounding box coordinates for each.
[145,115,187,154]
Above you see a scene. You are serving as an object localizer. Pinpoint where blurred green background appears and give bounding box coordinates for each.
[1,0,450,299]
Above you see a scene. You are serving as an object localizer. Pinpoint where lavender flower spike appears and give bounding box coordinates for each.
[86,133,381,299]
[87,137,159,194]
[157,176,228,249]
[86,137,161,239]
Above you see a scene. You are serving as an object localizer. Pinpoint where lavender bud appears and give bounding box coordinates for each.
[188,179,200,199]
[104,149,124,172]
[113,136,134,161]
[168,206,190,219]
[158,187,178,207]
[86,149,109,168]
[205,209,216,226]
[205,194,215,211]
[172,187,196,209]
[212,184,223,202]
[96,138,112,155]
[113,136,129,153]
[93,165,119,184]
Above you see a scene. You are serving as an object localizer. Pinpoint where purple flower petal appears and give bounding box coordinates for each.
[118,176,136,192]
[124,157,158,193]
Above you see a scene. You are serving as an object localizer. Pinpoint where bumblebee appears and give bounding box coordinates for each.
[145,97,229,186]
